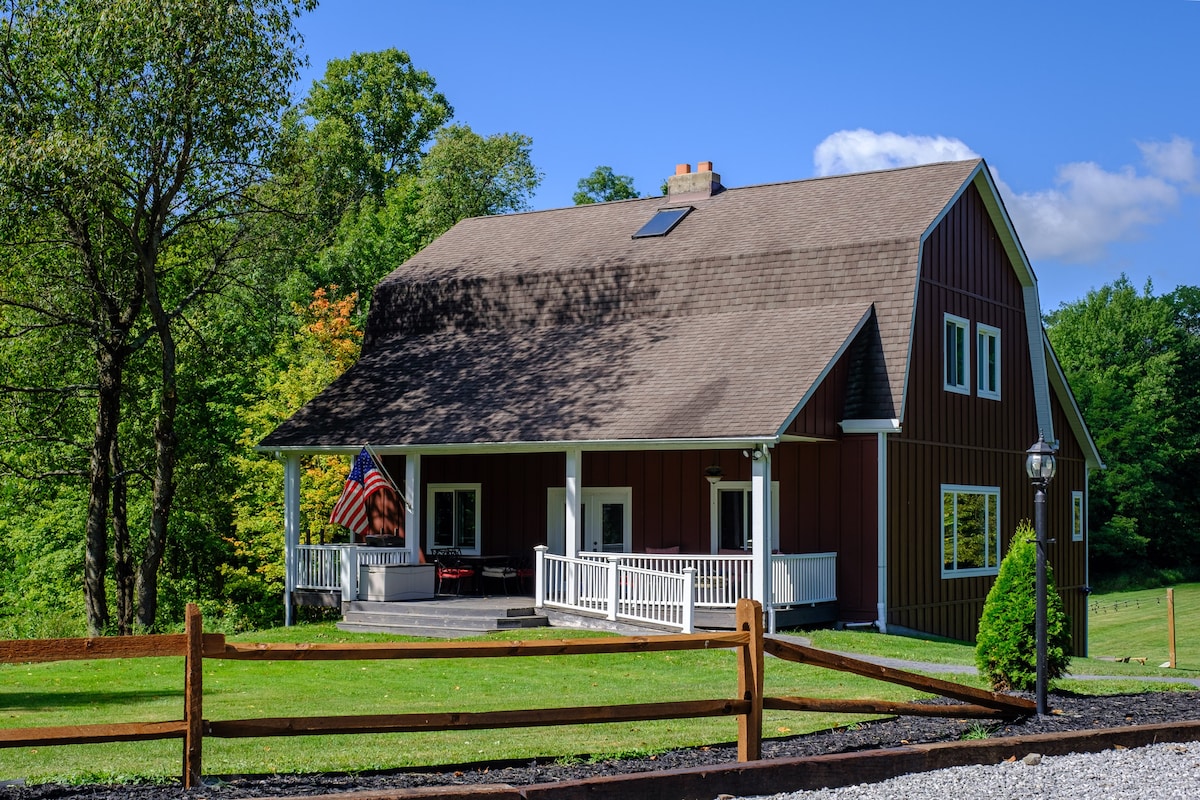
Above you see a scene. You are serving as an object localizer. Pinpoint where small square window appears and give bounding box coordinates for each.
[944,314,970,395]
[977,324,1001,400]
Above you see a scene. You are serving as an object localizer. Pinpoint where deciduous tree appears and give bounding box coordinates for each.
[0,0,314,633]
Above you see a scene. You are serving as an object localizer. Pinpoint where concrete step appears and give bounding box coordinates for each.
[343,609,548,629]
[346,599,538,619]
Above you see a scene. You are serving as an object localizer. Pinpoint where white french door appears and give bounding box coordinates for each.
[546,487,633,554]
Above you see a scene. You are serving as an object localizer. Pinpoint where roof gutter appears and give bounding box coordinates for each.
[256,435,781,458]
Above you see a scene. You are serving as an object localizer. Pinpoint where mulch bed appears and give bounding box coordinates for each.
[2,690,1197,799]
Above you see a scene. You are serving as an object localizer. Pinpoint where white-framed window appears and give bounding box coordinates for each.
[977,324,1001,400]
[709,481,780,553]
[944,314,970,395]
[941,484,1000,578]
[427,484,480,554]
[1072,491,1084,542]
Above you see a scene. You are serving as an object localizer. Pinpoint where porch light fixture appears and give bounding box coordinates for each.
[704,465,724,485]
[1025,431,1057,717]
[741,447,765,461]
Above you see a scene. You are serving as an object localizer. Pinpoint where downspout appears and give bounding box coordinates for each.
[875,431,888,633]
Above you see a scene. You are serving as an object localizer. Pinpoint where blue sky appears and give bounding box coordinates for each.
[295,1,1198,312]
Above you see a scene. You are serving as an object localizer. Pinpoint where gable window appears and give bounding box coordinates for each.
[944,314,970,394]
[428,484,480,554]
[977,324,1001,400]
[942,485,1000,577]
[1072,491,1084,542]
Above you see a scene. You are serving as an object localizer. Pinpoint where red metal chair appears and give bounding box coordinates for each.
[431,549,476,595]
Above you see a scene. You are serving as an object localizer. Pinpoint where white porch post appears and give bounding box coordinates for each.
[565,447,582,606]
[405,452,421,563]
[750,446,772,631]
[565,447,582,558]
[283,453,301,626]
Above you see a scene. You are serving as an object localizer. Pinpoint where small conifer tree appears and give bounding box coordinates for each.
[975,520,1071,691]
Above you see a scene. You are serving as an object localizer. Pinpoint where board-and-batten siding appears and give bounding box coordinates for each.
[888,183,1089,651]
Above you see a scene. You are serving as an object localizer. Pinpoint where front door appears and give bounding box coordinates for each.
[546,487,633,554]
[581,489,632,553]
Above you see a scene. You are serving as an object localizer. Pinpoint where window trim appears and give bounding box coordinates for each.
[427,483,481,555]
[976,323,1001,401]
[941,484,1001,578]
[1072,490,1084,542]
[944,313,971,395]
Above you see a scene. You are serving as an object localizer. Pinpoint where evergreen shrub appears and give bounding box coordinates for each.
[975,520,1071,691]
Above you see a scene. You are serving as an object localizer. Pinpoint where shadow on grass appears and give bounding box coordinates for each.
[0,688,181,711]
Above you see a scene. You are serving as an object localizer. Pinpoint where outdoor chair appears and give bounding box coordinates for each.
[431,548,476,595]
[481,556,520,596]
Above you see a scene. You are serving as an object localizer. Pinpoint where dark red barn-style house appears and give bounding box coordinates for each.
[262,159,1102,650]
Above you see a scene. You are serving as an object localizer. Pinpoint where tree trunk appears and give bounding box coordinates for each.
[85,350,121,635]
[136,288,178,631]
[111,438,134,636]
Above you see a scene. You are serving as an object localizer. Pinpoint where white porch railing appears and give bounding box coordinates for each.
[534,548,836,633]
[771,552,838,605]
[586,553,753,607]
[295,544,410,599]
[535,549,697,633]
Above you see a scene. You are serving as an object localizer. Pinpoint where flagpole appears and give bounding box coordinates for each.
[364,442,409,509]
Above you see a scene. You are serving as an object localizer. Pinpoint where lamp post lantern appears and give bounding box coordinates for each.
[1026,432,1057,716]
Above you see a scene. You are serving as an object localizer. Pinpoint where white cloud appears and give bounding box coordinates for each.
[813,129,979,176]
[1138,136,1198,188]
[812,129,1196,265]
[996,159,1181,263]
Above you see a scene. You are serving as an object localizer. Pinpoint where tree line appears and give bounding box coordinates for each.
[0,1,1194,638]
[0,0,540,636]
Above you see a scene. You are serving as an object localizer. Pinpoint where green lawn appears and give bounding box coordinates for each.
[4,588,1197,785]
[1087,583,1200,669]
[1,625,927,783]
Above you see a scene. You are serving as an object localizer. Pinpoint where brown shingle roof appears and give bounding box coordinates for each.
[263,304,873,447]
[262,160,982,449]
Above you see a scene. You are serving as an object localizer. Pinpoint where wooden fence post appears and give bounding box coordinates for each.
[1167,588,1177,669]
[736,598,764,761]
[183,603,203,788]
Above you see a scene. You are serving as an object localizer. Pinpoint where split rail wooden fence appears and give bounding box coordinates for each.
[0,600,1032,787]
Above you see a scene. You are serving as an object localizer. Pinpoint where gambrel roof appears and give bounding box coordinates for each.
[262,158,1097,466]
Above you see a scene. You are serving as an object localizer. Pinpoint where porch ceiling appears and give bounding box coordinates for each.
[260,303,872,449]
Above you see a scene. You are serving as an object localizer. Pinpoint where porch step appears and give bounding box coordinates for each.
[336,597,550,639]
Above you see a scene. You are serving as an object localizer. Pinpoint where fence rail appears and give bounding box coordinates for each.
[1,601,1032,788]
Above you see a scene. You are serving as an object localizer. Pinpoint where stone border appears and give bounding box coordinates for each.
[270,720,1200,800]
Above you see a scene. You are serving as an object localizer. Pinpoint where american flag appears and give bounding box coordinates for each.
[329,448,388,535]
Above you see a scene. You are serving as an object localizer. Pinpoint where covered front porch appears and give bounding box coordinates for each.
[292,541,838,633]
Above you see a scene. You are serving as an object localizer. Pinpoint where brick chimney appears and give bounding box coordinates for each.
[667,161,723,201]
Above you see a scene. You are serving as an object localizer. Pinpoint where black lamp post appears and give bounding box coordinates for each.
[1025,432,1057,715]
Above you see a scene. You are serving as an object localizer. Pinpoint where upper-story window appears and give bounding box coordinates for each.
[944,314,970,394]
[977,324,1001,400]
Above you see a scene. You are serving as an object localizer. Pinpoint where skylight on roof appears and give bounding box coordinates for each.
[632,206,692,239]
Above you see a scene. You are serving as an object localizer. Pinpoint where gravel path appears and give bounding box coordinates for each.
[747,741,1200,799]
